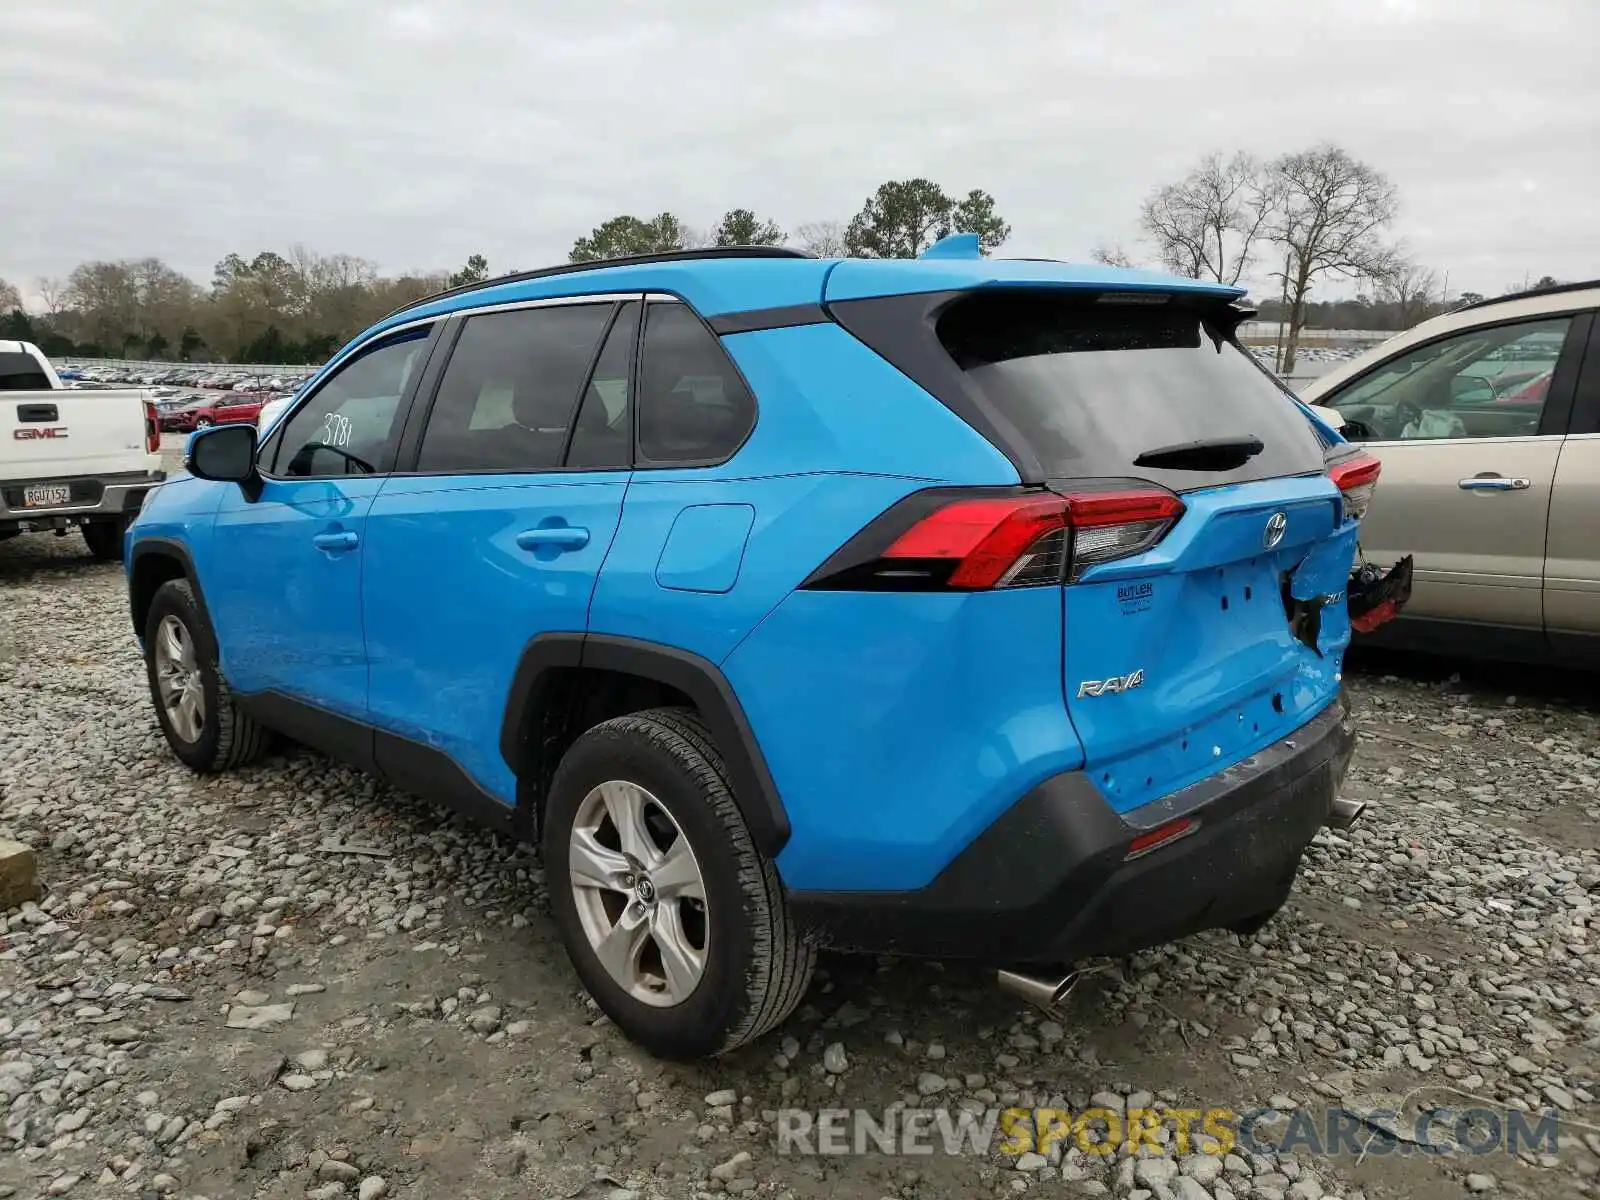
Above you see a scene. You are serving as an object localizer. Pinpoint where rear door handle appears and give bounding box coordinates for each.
[1458,476,1530,491]
[312,530,360,552]
[516,526,590,552]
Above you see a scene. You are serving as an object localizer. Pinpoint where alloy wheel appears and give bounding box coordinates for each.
[154,615,205,742]
[568,780,709,1007]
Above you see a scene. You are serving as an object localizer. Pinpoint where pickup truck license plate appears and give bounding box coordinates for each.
[23,484,72,508]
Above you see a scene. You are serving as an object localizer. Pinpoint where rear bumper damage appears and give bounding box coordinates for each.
[789,691,1359,965]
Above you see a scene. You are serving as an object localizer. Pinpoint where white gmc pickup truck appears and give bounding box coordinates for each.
[0,340,165,560]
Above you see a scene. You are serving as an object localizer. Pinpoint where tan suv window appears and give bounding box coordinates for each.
[1330,316,1571,442]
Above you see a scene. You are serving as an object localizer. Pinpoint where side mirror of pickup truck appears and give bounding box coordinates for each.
[186,424,262,502]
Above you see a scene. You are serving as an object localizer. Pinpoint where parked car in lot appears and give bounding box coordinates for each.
[1301,278,1600,665]
[160,394,264,432]
[125,242,1392,1060]
[0,340,164,558]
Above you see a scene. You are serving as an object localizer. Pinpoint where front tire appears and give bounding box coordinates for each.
[194,415,214,428]
[542,707,815,1060]
[143,578,271,772]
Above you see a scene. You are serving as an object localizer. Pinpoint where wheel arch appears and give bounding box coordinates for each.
[128,538,212,644]
[501,633,791,857]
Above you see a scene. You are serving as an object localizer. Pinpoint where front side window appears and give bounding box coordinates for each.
[637,301,756,465]
[416,303,614,473]
[1327,316,1573,442]
[271,325,431,477]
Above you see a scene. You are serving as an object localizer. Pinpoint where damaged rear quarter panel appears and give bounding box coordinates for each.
[1287,520,1361,658]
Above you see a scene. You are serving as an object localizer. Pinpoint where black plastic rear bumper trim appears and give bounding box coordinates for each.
[789,692,1357,964]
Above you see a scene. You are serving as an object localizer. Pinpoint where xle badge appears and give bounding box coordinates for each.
[1078,669,1144,699]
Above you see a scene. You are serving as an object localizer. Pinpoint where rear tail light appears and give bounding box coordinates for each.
[1327,452,1381,521]
[1053,488,1186,581]
[802,485,1185,592]
[881,495,1070,588]
[143,402,161,453]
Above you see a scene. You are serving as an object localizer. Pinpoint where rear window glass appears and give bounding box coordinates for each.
[0,352,51,391]
[934,292,1327,489]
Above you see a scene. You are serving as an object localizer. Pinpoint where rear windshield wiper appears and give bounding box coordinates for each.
[1133,435,1264,471]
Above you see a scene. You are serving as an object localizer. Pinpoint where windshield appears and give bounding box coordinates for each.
[934,291,1328,490]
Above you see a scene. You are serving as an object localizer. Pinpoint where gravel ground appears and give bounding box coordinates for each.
[1,524,1597,1200]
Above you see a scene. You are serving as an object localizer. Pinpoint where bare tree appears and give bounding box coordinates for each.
[1268,144,1399,373]
[0,278,20,313]
[34,277,66,315]
[796,220,849,257]
[1139,152,1276,286]
[1379,258,1442,330]
[1091,242,1138,268]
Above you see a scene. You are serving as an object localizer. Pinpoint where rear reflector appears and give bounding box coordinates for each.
[1124,816,1196,860]
[803,485,1185,592]
[1327,453,1381,521]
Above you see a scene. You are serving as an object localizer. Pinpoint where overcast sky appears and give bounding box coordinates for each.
[3,0,1596,305]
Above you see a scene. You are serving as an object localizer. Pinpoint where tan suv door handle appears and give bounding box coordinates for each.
[1458,475,1530,491]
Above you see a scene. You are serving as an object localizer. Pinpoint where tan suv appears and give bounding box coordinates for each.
[1300,280,1600,665]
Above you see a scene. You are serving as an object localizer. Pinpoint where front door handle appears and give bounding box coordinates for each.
[312,530,360,552]
[516,526,590,552]
[1458,475,1530,492]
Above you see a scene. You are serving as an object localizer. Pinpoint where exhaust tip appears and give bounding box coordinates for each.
[1326,797,1366,830]
[997,968,1080,1014]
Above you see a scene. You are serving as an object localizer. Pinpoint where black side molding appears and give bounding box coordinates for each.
[499,632,792,857]
[707,303,830,337]
[236,690,528,840]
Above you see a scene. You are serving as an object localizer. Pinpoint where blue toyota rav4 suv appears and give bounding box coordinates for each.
[125,239,1383,1060]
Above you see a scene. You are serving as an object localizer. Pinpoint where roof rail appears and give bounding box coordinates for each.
[382,245,814,320]
[1456,278,1600,312]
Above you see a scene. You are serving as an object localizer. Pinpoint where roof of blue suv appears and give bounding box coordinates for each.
[371,246,1245,343]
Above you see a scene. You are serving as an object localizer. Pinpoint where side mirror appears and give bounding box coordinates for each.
[186,423,262,501]
[1316,406,1348,430]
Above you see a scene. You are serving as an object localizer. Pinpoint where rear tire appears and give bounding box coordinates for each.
[81,519,125,562]
[143,578,271,773]
[542,707,815,1060]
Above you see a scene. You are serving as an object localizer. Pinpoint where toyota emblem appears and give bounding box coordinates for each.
[1263,511,1288,549]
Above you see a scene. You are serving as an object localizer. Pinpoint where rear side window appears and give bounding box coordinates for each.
[932,292,1327,488]
[0,352,50,391]
[637,301,756,466]
[418,303,613,473]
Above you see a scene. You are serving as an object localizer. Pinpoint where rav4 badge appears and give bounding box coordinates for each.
[1077,669,1145,698]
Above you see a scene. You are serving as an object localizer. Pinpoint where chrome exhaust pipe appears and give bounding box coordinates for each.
[997,969,1081,1015]
[1326,797,1366,830]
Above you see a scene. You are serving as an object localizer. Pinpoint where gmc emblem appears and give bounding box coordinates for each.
[13,427,68,440]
